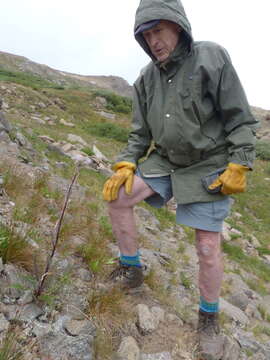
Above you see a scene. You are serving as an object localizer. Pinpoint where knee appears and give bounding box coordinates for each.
[196,230,221,260]
[107,187,133,212]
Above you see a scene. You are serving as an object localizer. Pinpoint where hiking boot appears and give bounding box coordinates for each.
[108,261,144,289]
[197,310,224,360]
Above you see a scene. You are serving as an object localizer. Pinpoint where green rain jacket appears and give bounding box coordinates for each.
[117,0,258,204]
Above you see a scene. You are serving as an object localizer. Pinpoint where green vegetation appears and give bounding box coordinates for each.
[245,278,268,296]
[142,203,176,230]
[227,159,270,246]
[253,324,270,338]
[82,120,129,143]
[257,304,270,322]
[222,242,270,282]
[93,90,132,114]
[0,225,31,267]
[81,147,95,156]
[0,68,64,90]
[180,271,192,289]
[256,140,270,160]
[0,325,25,360]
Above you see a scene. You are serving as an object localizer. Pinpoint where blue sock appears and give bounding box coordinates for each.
[199,296,219,313]
[120,252,141,268]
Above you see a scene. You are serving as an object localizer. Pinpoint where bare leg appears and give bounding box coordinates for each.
[195,229,223,303]
[107,175,155,256]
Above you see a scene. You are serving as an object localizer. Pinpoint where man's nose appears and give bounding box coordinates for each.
[149,35,159,48]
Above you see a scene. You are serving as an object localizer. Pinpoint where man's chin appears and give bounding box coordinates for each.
[156,54,169,62]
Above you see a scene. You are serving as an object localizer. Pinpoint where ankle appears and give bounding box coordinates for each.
[120,252,142,268]
[199,296,219,314]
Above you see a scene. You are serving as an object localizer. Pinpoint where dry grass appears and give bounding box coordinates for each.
[0,324,36,360]
[88,286,135,359]
[0,224,37,272]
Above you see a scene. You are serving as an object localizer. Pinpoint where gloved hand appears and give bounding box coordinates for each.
[103,161,136,201]
[208,162,249,195]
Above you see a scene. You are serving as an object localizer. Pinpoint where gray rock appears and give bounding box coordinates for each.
[117,336,140,360]
[67,134,88,147]
[222,221,231,241]
[222,335,241,360]
[151,306,165,328]
[250,353,267,360]
[136,304,156,335]
[0,257,4,272]
[141,352,172,360]
[95,96,107,106]
[0,110,12,132]
[17,303,43,322]
[60,118,75,127]
[92,145,108,162]
[61,142,76,152]
[17,289,34,305]
[235,330,270,357]
[245,302,263,320]
[63,293,89,320]
[32,321,53,337]
[64,319,96,337]
[39,332,95,360]
[0,313,9,332]
[220,298,249,325]
[0,131,10,142]
[259,296,270,316]
[228,292,250,311]
[165,313,184,326]
[77,268,92,282]
[2,302,43,322]
[0,263,35,299]
[96,111,116,120]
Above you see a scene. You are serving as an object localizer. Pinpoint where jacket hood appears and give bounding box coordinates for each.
[134,0,193,61]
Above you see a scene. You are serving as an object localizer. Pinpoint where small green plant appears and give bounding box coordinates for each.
[81,147,94,156]
[180,271,192,289]
[99,216,113,238]
[38,272,72,308]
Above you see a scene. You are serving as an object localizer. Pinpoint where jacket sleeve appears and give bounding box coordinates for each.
[116,77,152,165]
[210,48,258,168]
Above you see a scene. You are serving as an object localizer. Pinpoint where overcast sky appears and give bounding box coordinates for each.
[0,0,269,109]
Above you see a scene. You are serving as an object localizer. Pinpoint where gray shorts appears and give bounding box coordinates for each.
[136,170,230,232]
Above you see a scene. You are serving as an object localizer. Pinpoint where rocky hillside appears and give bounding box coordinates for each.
[0,51,133,98]
[0,60,270,360]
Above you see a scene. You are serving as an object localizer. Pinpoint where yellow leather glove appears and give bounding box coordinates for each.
[208,162,249,195]
[103,161,136,201]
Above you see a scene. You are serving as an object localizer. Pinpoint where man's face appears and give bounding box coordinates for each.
[142,20,181,62]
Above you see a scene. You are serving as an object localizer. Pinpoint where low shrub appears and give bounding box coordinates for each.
[93,90,132,114]
[83,121,129,143]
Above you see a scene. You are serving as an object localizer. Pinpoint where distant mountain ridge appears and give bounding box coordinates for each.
[0,50,133,98]
[1,50,270,141]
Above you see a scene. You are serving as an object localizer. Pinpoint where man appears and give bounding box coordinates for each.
[103,0,257,358]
